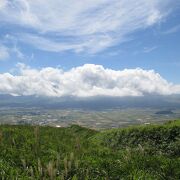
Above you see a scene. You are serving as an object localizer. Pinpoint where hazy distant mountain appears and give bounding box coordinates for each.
[0,94,180,110]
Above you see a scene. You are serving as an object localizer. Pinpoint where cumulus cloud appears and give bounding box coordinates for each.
[0,64,180,97]
[0,0,177,53]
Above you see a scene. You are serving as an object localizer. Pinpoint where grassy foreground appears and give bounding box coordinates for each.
[0,120,180,179]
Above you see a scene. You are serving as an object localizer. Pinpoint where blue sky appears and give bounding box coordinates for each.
[0,0,180,97]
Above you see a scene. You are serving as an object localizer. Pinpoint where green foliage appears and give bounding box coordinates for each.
[0,120,180,179]
[93,120,180,156]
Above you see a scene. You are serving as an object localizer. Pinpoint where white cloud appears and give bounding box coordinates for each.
[0,0,177,53]
[0,43,25,61]
[18,33,116,54]
[163,24,180,34]
[143,46,157,53]
[0,64,180,97]
[11,46,25,59]
[0,45,10,60]
[0,0,6,10]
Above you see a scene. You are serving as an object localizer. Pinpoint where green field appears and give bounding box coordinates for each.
[0,120,180,179]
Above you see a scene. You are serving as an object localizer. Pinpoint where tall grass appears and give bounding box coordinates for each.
[0,120,179,179]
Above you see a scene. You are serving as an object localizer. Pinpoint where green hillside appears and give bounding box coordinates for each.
[0,120,180,179]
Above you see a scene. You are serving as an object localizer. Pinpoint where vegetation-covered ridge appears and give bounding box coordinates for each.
[0,120,180,179]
